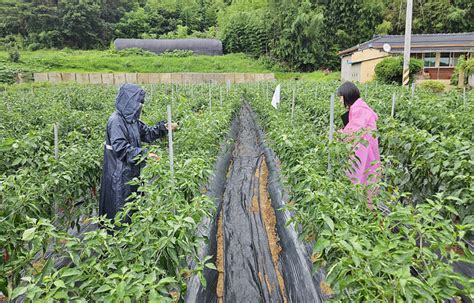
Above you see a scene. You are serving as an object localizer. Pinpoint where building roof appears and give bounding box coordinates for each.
[339,32,474,56]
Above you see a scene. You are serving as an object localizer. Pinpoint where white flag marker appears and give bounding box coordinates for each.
[271,84,281,109]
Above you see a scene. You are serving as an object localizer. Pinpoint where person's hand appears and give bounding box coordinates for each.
[165,122,178,131]
[148,152,160,161]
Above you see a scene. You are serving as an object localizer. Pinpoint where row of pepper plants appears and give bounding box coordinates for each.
[244,81,472,302]
[1,84,110,300]
[291,81,474,140]
[1,82,240,301]
[269,81,473,221]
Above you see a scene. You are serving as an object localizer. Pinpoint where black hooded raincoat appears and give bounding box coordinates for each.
[99,83,167,222]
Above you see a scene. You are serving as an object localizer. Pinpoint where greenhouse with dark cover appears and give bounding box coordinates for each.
[114,38,224,56]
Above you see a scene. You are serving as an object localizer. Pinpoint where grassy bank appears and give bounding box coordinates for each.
[0,49,340,82]
[1,50,272,73]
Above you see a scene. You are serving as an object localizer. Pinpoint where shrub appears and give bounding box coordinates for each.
[159,25,190,39]
[0,34,24,50]
[465,58,474,75]
[451,55,465,85]
[160,49,194,57]
[375,56,422,84]
[257,55,285,72]
[452,56,474,86]
[111,48,157,57]
[418,80,445,93]
[8,46,20,63]
[0,64,19,84]
[27,43,42,51]
[190,26,217,39]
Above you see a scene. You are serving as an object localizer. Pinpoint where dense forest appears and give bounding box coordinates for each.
[1,0,473,70]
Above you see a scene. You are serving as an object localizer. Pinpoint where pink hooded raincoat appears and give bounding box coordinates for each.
[340,98,381,188]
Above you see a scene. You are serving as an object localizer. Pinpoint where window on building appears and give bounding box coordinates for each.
[451,53,461,66]
[440,52,450,67]
[424,53,436,67]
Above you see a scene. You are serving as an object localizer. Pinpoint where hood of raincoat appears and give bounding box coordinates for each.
[351,98,378,122]
[115,83,146,123]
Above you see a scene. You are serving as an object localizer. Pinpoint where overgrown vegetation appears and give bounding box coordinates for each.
[0,63,19,84]
[1,0,472,71]
[418,80,445,93]
[451,56,474,86]
[0,50,273,74]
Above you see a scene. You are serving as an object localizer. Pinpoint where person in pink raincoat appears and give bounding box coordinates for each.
[337,82,381,208]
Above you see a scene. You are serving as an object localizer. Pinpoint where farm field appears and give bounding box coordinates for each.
[0,81,473,302]
[247,82,473,301]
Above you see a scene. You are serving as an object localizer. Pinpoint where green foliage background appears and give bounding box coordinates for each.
[0,0,473,70]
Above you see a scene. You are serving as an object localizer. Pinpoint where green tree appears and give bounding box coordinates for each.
[221,11,268,57]
[114,7,150,38]
[59,1,106,49]
[267,0,325,71]
[319,0,384,69]
[1,0,472,69]
[381,0,474,34]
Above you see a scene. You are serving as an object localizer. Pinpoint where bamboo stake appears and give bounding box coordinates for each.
[167,105,174,179]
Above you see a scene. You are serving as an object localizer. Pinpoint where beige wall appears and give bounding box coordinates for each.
[31,72,275,85]
[351,49,387,63]
[360,57,387,83]
[341,49,389,83]
[341,55,352,82]
[351,63,361,82]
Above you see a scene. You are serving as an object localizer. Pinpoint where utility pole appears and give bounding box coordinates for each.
[402,0,413,86]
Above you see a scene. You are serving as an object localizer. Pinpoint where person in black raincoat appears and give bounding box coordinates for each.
[99,83,176,224]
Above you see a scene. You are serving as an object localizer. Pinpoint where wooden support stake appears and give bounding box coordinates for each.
[329,94,335,142]
[150,84,154,103]
[391,93,396,117]
[463,87,467,111]
[328,94,335,172]
[208,81,212,113]
[458,68,465,88]
[167,105,174,179]
[54,123,59,160]
[53,123,59,224]
[291,87,296,123]
[220,86,223,107]
[266,81,269,101]
[171,84,175,107]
